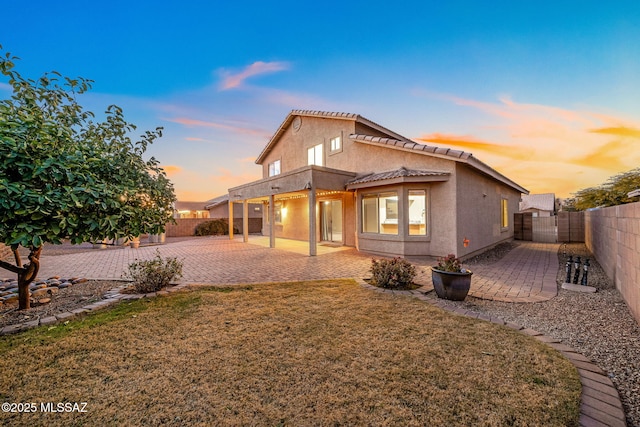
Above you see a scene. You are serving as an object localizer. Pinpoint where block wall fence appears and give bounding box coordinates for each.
[165,218,262,237]
[585,201,640,326]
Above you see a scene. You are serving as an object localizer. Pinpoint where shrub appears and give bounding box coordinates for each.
[194,219,239,236]
[370,257,417,289]
[434,254,462,272]
[124,250,184,293]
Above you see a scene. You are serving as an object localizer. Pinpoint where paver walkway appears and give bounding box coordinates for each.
[35,237,559,303]
[467,242,559,302]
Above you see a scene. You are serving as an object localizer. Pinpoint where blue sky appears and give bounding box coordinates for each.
[2,1,640,199]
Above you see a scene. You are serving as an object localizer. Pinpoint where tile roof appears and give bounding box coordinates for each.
[349,134,471,160]
[204,194,229,209]
[174,201,209,211]
[519,193,556,212]
[348,167,450,185]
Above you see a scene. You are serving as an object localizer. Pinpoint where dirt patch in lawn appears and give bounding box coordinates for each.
[0,280,580,426]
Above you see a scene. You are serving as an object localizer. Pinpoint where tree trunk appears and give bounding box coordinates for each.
[17,247,42,310]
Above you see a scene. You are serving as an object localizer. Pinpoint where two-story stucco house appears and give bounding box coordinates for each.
[228,110,528,258]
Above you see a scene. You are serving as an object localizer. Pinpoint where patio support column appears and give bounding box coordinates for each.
[308,185,317,256]
[243,200,249,243]
[228,200,234,240]
[269,195,276,248]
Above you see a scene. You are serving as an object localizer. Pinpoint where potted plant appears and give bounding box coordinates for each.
[129,236,141,249]
[431,254,472,301]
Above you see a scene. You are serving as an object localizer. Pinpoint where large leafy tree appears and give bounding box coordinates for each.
[0,49,176,309]
[566,168,640,211]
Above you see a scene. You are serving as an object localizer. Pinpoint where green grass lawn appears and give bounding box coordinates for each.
[0,280,580,426]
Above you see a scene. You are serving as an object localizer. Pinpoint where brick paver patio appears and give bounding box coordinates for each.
[35,236,559,303]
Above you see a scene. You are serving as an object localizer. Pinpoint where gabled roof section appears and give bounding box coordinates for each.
[204,194,229,209]
[174,201,209,211]
[350,134,528,194]
[255,110,412,164]
[519,193,556,212]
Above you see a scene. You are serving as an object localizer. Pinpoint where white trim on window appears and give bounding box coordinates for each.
[268,159,281,177]
[307,143,323,166]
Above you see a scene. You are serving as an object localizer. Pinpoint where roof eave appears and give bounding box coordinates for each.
[346,174,450,190]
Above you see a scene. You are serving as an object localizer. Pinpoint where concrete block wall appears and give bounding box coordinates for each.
[585,202,640,325]
[165,218,262,237]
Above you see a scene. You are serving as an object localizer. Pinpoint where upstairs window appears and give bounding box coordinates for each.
[308,143,323,166]
[330,136,341,152]
[268,159,281,177]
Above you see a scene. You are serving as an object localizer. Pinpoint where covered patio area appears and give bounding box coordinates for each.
[228,165,356,256]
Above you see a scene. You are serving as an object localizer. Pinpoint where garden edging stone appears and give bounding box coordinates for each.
[0,283,188,336]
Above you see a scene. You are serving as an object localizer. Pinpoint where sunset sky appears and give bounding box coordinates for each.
[2,1,639,200]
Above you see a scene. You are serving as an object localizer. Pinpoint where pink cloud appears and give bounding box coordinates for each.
[219,61,290,90]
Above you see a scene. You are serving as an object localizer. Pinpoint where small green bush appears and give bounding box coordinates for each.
[124,250,184,294]
[370,257,417,289]
[194,219,239,236]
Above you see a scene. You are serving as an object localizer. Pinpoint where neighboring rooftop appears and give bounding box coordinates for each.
[174,201,209,211]
[519,193,556,212]
[204,194,229,209]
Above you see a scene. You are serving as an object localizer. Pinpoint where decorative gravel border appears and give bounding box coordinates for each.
[0,283,190,336]
[358,280,627,427]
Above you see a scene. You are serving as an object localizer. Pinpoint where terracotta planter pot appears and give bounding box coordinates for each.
[130,238,140,249]
[431,268,473,301]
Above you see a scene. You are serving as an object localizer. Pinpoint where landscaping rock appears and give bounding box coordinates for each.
[3,295,18,304]
[31,288,50,298]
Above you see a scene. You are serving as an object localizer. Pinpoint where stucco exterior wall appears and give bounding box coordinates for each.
[455,164,520,258]
[261,116,454,179]
[585,202,640,325]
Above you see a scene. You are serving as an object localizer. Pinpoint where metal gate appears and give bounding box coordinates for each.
[514,213,557,242]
